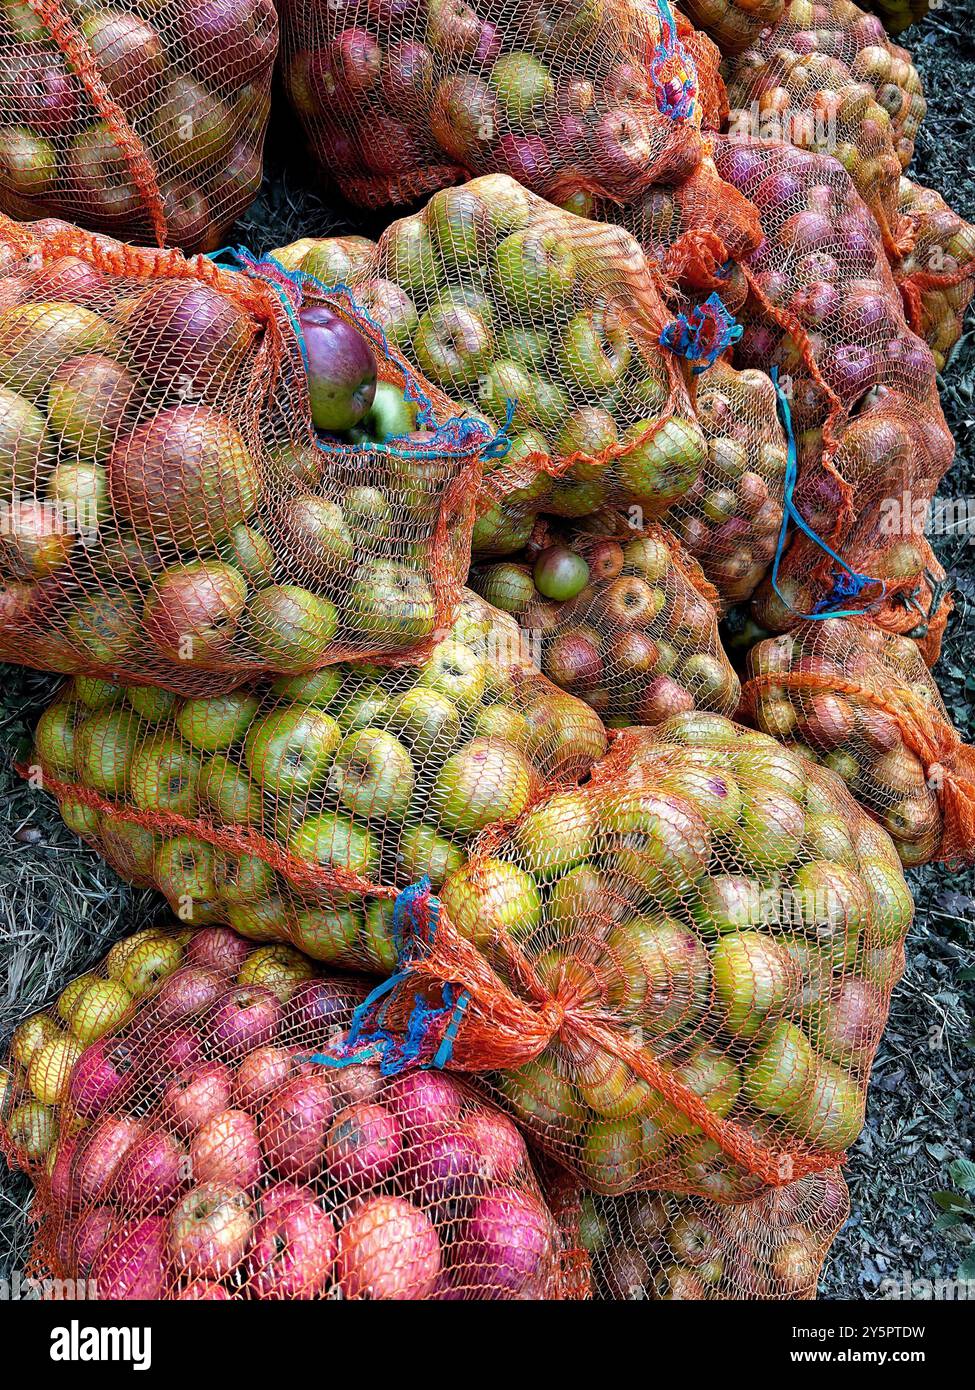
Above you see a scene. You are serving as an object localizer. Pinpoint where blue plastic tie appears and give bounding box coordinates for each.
[206,246,509,464]
[650,0,698,121]
[768,366,886,620]
[306,877,470,1077]
[660,293,742,374]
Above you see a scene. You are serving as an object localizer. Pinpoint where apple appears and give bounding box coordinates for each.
[3,46,79,139]
[6,1101,57,1160]
[47,353,134,462]
[414,304,494,388]
[0,498,72,579]
[248,584,339,666]
[179,0,277,84]
[186,927,251,973]
[233,1046,294,1109]
[336,1196,441,1300]
[66,978,132,1043]
[248,1187,337,1297]
[618,419,707,511]
[68,1036,136,1117]
[210,986,282,1060]
[298,304,376,432]
[713,933,796,1038]
[453,1185,554,1298]
[27,1034,84,1105]
[260,1073,336,1182]
[90,1214,167,1300]
[155,966,225,1021]
[153,835,221,917]
[381,40,434,107]
[605,916,711,1033]
[69,1206,116,1276]
[0,301,114,394]
[500,1056,586,1139]
[441,857,541,948]
[288,811,377,882]
[237,944,315,999]
[533,546,590,601]
[243,704,340,796]
[346,561,436,642]
[787,1061,863,1152]
[72,1115,145,1203]
[199,755,263,826]
[325,1101,402,1190]
[430,738,534,836]
[0,385,48,490]
[110,1128,187,1210]
[164,1061,234,1137]
[169,1182,253,1281]
[385,688,461,757]
[743,1020,817,1116]
[493,229,576,315]
[190,1108,261,1188]
[176,691,259,754]
[430,74,498,164]
[117,934,184,996]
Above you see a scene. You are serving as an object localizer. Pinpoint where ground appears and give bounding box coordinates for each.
[0,9,973,1297]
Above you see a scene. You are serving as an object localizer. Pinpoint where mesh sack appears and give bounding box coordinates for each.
[743,617,975,867]
[277,0,711,212]
[893,178,975,373]
[25,589,608,958]
[303,178,776,592]
[1,923,576,1300]
[316,715,912,1199]
[0,215,496,695]
[471,512,741,724]
[710,140,955,654]
[581,1166,848,1297]
[723,0,925,248]
[0,0,276,252]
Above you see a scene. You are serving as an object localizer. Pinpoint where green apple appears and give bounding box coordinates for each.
[243,706,341,797]
[227,895,294,942]
[118,932,184,995]
[430,738,534,836]
[478,358,535,426]
[125,684,178,723]
[58,793,101,838]
[738,791,806,871]
[57,973,101,1022]
[786,1060,864,1152]
[176,691,260,751]
[6,1101,57,1160]
[288,811,377,882]
[72,677,123,710]
[238,944,315,1000]
[248,585,338,666]
[579,1115,662,1193]
[153,835,220,915]
[472,703,530,743]
[803,813,856,866]
[512,789,594,878]
[499,324,551,367]
[413,303,494,387]
[218,522,276,583]
[860,859,913,946]
[362,899,398,972]
[359,379,417,442]
[427,185,487,270]
[493,229,577,315]
[691,875,765,935]
[618,418,706,511]
[385,687,460,756]
[199,754,263,825]
[67,978,133,1043]
[130,735,202,816]
[500,1054,586,1138]
[34,700,82,778]
[712,932,795,1038]
[384,217,437,294]
[440,857,541,948]
[291,905,361,964]
[395,824,465,889]
[346,562,436,642]
[546,863,612,933]
[74,708,145,794]
[558,308,631,390]
[790,860,869,960]
[599,792,711,901]
[214,850,275,905]
[572,1041,661,1121]
[100,819,159,880]
[742,1019,816,1115]
[604,915,710,1030]
[334,678,392,732]
[659,766,742,836]
[270,668,342,708]
[47,461,108,532]
[652,1046,742,1138]
[329,727,415,821]
[734,744,808,798]
[416,639,486,711]
[489,52,553,121]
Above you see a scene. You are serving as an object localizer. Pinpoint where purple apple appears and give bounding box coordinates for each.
[298,304,376,431]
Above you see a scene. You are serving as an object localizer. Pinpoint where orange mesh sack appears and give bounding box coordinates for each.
[709,140,955,653]
[0,215,498,694]
[25,589,607,958]
[743,617,975,867]
[471,512,742,724]
[581,1167,849,1297]
[723,0,925,246]
[277,0,710,211]
[290,182,707,545]
[894,178,975,373]
[321,715,913,1200]
[0,0,276,251]
[1,924,576,1300]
